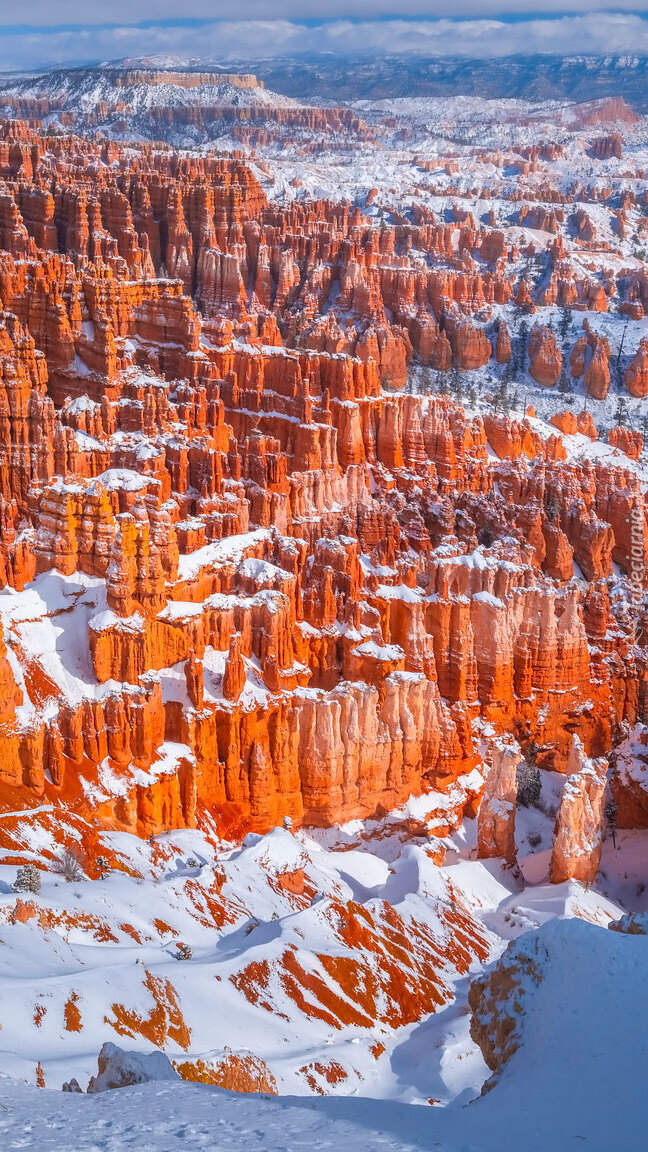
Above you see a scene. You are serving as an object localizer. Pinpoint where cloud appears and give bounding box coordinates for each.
[4,2,648,23]
[3,13,648,72]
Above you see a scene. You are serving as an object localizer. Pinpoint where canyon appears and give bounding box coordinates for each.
[0,63,646,1137]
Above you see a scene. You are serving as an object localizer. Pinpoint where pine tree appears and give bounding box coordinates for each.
[517,757,541,808]
[450,365,463,401]
[605,797,618,849]
[512,319,528,376]
[559,306,573,342]
[615,394,628,427]
[495,375,510,414]
[546,494,561,524]
[13,863,41,894]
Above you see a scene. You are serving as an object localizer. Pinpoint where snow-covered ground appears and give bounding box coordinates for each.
[0,912,645,1152]
[0,770,644,1109]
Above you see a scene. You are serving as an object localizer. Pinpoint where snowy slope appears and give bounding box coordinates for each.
[0,69,300,113]
[0,914,646,1152]
[0,66,303,146]
[0,771,641,1105]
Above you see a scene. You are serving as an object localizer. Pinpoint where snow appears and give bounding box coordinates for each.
[352,640,404,662]
[89,609,146,633]
[157,601,204,622]
[472,591,505,609]
[0,914,645,1152]
[0,737,644,1151]
[238,557,288,584]
[375,582,422,603]
[87,469,151,495]
[176,529,270,581]
[0,1078,432,1152]
[0,572,109,720]
[613,724,648,790]
[87,1042,179,1093]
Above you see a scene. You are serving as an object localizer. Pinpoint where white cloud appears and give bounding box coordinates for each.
[3,3,648,23]
[2,14,648,72]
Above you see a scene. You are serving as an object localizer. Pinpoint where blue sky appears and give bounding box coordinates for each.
[3,5,648,71]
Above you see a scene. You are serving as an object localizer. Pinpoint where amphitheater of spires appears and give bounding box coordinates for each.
[0,120,646,881]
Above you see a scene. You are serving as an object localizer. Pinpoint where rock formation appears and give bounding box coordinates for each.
[625,339,648,398]
[477,741,520,864]
[0,117,644,851]
[610,726,648,829]
[529,325,561,387]
[550,738,607,884]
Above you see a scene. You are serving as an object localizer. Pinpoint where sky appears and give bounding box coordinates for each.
[3,4,648,72]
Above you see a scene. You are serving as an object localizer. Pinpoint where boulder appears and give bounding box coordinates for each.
[87,1043,179,1093]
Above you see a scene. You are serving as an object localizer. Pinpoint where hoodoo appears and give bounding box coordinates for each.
[0,50,646,1143]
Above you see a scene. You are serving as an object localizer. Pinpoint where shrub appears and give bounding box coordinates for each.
[52,849,86,882]
[605,798,618,846]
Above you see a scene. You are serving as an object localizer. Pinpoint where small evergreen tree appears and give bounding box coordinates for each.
[494,375,510,414]
[605,797,618,849]
[436,370,450,396]
[450,365,463,402]
[546,494,561,523]
[510,319,528,377]
[558,370,567,395]
[615,394,629,427]
[517,744,541,808]
[559,306,573,342]
[13,863,41,894]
